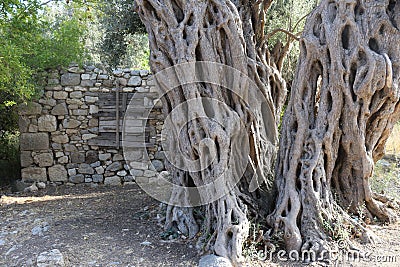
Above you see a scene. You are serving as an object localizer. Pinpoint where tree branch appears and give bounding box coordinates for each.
[266,28,300,41]
[291,12,311,32]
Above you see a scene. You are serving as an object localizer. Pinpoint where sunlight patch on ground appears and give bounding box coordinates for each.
[386,123,400,154]
[0,191,115,205]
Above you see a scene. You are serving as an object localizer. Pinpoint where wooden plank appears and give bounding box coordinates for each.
[97,92,136,106]
[97,117,121,121]
[99,126,117,133]
[122,92,127,113]
[99,97,143,104]
[99,120,124,126]
[94,112,118,118]
[99,120,147,127]
[96,107,152,113]
[91,132,116,139]
[88,138,155,148]
[99,125,153,133]
[88,139,119,147]
[95,111,126,117]
[115,87,120,149]
[95,114,159,120]
[98,92,134,99]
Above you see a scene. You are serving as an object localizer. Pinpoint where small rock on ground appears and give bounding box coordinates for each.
[199,254,233,267]
[37,182,46,189]
[24,183,38,193]
[31,221,50,236]
[37,249,65,267]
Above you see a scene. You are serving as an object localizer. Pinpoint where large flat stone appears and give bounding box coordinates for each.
[81,80,94,87]
[53,91,68,100]
[51,103,68,116]
[64,144,77,152]
[20,133,49,151]
[85,96,98,103]
[61,73,80,86]
[70,152,85,163]
[124,150,143,161]
[98,153,111,161]
[154,151,165,160]
[58,156,68,164]
[129,162,148,170]
[68,66,84,73]
[106,162,123,172]
[72,109,88,116]
[20,151,33,167]
[66,99,82,105]
[82,134,97,140]
[95,166,104,174]
[48,165,68,182]
[34,153,54,167]
[128,76,142,86]
[18,102,42,115]
[39,98,57,107]
[70,91,83,99]
[139,70,149,77]
[78,163,94,174]
[21,167,47,182]
[52,134,69,144]
[63,119,81,129]
[92,174,104,183]
[104,176,121,186]
[151,160,164,172]
[69,174,84,184]
[18,116,30,132]
[88,118,98,127]
[38,115,57,132]
[37,249,64,267]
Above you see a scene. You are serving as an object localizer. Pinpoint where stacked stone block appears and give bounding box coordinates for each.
[19,65,165,185]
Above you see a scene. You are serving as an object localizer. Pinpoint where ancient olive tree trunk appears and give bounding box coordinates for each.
[135,0,286,263]
[269,0,400,253]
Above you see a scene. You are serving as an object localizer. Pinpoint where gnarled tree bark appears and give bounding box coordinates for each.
[135,0,286,264]
[269,0,400,254]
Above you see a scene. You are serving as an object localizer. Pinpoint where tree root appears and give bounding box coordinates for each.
[165,205,199,239]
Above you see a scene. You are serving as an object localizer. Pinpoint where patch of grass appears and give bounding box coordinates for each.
[371,158,400,200]
[385,122,400,154]
[370,122,400,199]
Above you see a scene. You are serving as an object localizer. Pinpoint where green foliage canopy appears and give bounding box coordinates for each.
[0,0,87,132]
[266,0,317,85]
[97,0,148,68]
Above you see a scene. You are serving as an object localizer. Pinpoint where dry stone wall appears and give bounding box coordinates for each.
[19,65,165,186]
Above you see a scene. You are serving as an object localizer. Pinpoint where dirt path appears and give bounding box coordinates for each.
[0,184,198,267]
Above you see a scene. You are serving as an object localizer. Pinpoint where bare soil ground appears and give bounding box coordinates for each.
[0,184,199,267]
